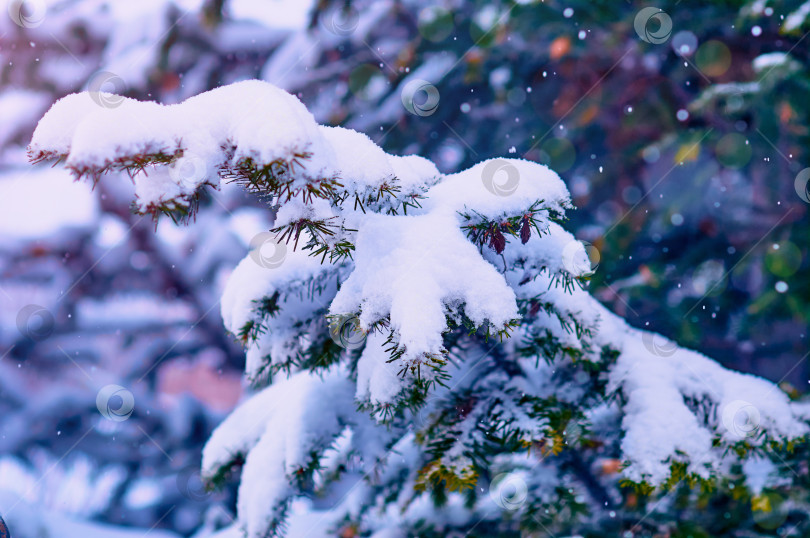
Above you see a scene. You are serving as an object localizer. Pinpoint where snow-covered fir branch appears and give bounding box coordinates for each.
[30,80,810,538]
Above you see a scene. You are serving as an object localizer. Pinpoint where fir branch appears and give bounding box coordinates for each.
[220,149,343,205]
[461,201,554,254]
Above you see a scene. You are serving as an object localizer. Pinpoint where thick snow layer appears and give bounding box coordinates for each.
[221,241,329,335]
[222,245,340,379]
[329,211,518,361]
[319,125,396,195]
[600,309,808,484]
[220,243,345,379]
[31,81,336,192]
[202,366,354,538]
[30,80,442,221]
[29,92,104,158]
[355,331,405,405]
[386,154,440,194]
[420,158,570,221]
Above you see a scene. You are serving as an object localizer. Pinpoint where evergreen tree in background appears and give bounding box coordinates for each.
[29,80,810,537]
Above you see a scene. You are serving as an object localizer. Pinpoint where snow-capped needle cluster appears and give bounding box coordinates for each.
[30,81,809,537]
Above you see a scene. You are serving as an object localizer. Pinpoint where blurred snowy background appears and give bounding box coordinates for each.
[0,0,808,535]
